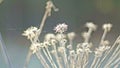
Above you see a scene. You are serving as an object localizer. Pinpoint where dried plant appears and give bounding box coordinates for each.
[22,0,120,68]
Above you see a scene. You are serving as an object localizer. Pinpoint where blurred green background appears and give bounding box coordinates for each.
[0,0,120,68]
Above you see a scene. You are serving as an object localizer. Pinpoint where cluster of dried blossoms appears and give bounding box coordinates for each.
[22,0,120,68]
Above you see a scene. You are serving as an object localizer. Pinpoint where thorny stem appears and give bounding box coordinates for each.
[97,35,120,68]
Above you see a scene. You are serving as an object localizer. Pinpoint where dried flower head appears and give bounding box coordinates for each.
[102,23,112,32]
[55,34,66,41]
[82,32,89,40]
[67,32,76,41]
[30,43,41,54]
[101,40,110,46]
[76,48,84,54]
[50,39,57,45]
[43,41,51,47]
[54,23,68,33]
[44,33,56,41]
[22,26,38,40]
[69,50,75,56]
[85,22,97,31]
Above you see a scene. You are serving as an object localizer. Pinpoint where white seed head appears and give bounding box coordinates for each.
[82,32,89,40]
[60,39,67,44]
[43,41,51,47]
[76,48,84,54]
[46,1,53,7]
[85,48,92,53]
[54,23,68,33]
[67,45,73,50]
[56,34,66,41]
[22,26,38,40]
[102,23,112,31]
[94,51,102,57]
[67,32,76,41]
[101,40,110,46]
[105,46,111,50]
[44,33,56,41]
[85,22,97,31]
[50,39,57,45]
[70,50,75,56]
[81,43,90,48]
[30,43,41,54]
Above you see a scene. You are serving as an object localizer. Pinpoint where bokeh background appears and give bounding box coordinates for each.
[0,0,120,68]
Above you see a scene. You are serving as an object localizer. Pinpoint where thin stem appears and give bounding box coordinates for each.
[104,48,120,67]
[100,30,107,44]
[42,47,55,67]
[36,51,50,68]
[35,1,58,42]
[34,10,48,42]
[53,45,62,68]
[114,61,120,68]
[94,58,100,68]
[85,28,92,43]
[84,52,90,68]
[45,47,57,68]
[24,50,32,68]
[97,35,120,68]
[90,56,98,68]
[109,56,120,67]
[106,44,120,62]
